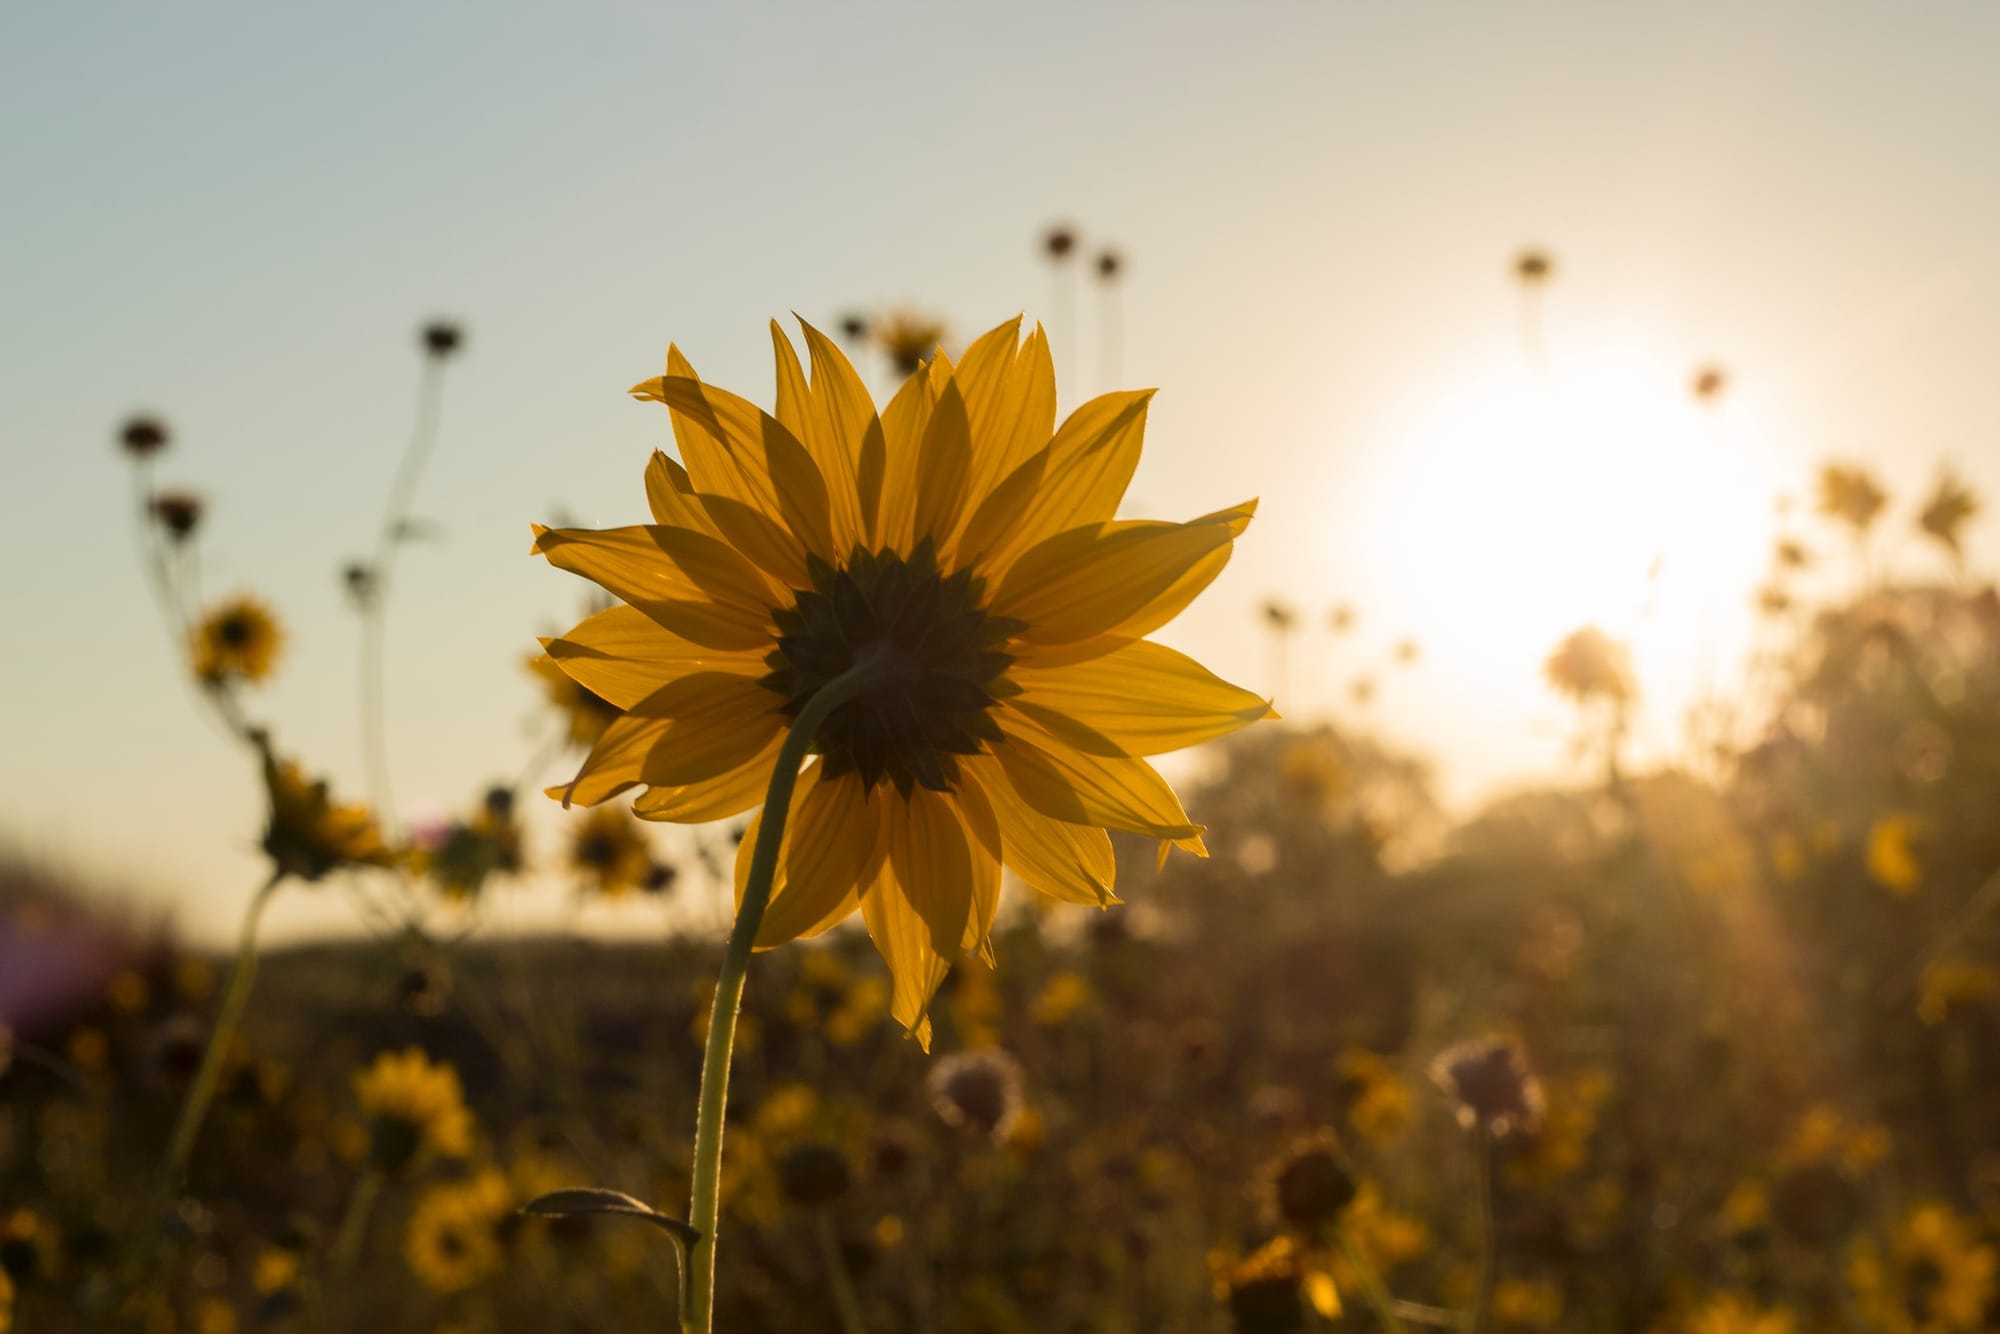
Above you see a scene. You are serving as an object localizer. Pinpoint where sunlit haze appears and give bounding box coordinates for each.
[7,2,2000,941]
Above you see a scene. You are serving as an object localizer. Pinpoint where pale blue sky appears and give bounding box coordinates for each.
[6,2,2000,940]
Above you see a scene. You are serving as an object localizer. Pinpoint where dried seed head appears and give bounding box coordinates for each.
[927,1048,1025,1139]
[1430,1035,1543,1137]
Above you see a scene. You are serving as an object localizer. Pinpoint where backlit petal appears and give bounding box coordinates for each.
[1010,640,1276,756]
[541,604,765,710]
[860,862,948,1050]
[991,500,1257,645]
[631,732,783,823]
[531,523,776,651]
[733,768,882,949]
[991,709,1208,854]
[960,756,1118,906]
[971,390,1153,578]
[626,671,783,787]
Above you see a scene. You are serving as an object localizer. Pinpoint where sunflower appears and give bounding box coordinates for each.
[406,1170,512,1294]
[534,317,1268,1044]
[567,804,654,897]
[353,1047,473,1173]
[190,595,283,686]
[873,310,950,377]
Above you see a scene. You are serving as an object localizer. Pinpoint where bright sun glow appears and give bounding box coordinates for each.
[1355,347,1785,775]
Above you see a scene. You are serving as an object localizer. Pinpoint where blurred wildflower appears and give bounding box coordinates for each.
[1431,1035,1542,1137]
[873,309,949,376]
[1095,248,1122,280]
[118,414,169,459]
[837,312,868,342]
[190,596,284,687]
[538,317,1265,1043]
[1491,1276,1563,1328]
[1817,463,1888,535]
[1042,224,1078,260]
[528,652,621,748]
[150,489,204,542]
[1866,814,1923,895]
[1394,638,1421,666]
[353,1047,473,1173]
[1211,1235,1340,1334]
[1774,538,1810,569]
[927,1048,1024,1140]
[1261,600,1296,631]
[1268,1133,1358,1232]
[777,1142,852,1207]
[1682,1294,1795,1334]
[406,1170,511,1293]
[1849,1202,1997,1333]
[1918,469,1980,560]
[1514,250,1553,284]
[258,742,397,880]
[1328,603,1355,633]
[1031,970,1092,1027]
[422,786,524,901]
[1691,365,1729,403]
[421,320,464,359]
[1919,959,1998,1025]
[567,805,653,897]
[1543,626,1634,704]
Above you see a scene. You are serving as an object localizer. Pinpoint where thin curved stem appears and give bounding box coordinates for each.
[331,1167,386,1280]
[115,871,284,1302]
[359,356,448,830]
[681,658,898,1334]
[816,1208,869,1334]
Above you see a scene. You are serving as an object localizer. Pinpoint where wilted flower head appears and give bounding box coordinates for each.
[777,1141,853,1207]
[1430,1035,1543,1137]
[927,1048,1024,1139]
[1042,224,1077,260]
[119,414,170,459]
[191,596,283,687]
[1918,468,1980,558]
[1691,365,1729,402]
[1514,249,1554,284]
[353,1046,473,1173]
[872,310,949,376]
[1268,1133,1358,1232]
[1212,1235,1341,1334]
[150,490,204,542]
[257,739,397,881]
[1816,463,1888,534]
[421,321,464,359]
[1543,626,1634,705]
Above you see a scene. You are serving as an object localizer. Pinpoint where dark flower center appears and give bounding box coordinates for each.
[761,540,1020,796]
[218,614,253,648]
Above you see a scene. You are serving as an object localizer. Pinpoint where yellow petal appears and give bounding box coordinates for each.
[991,709,1208,853]
[946,783,1004,963]
[631,732,783,823]
[785,319,871,554]
[734,768,883,949]
[960,756,1118,906]
[693,492,814,589]
[860,862,948,1050]
[626,672,784,787]
[991,500,1257,645]
[964,322,1056,509]
[643,450,725,539]
[631,367,835,565]
[1009,640,1276,756]
[871,363,935,550]
[971,390,1153,578]
[552,713,666,807]
[882,787,977,960]
[531,524,775,651]
[912,377,972,551]
[542,604,765,710]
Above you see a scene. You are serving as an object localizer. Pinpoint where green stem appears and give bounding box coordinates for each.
[332,1168,386,1278]
[816,1209,869,1334]
[1470,1128,1497,1334]
[1332,1229,1409,1334]
[681,660,896,1334]
[110,871,284,1308]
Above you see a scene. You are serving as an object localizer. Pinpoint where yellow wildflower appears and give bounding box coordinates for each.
[534,318,1267,1044]
[257,742,397,881]
[1867,815,1922,895]
[528,652,621,747]
[190,595,283,686]
[1818,463,1888,534]
[1850,1202,1998,1333]
[567,804,653,897]
[353,1047,473,1173]
[406,1170,513,1294]
[1492,1276,1563,1327]
[1032,970,1092,1027]
[1918,469,1979,558]
[873,310,949,376]
[1683,1294,1795,1334]
[1543,626,1635,704]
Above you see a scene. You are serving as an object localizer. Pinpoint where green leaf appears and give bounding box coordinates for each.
[521,1187,700,1250]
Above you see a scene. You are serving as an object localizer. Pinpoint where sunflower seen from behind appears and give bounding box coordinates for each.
[534,316,1270,1045]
